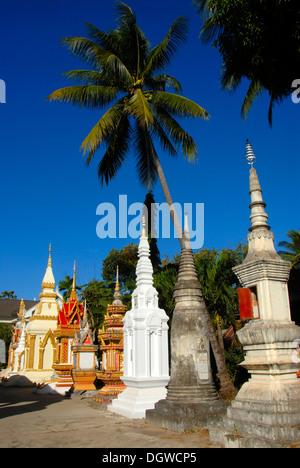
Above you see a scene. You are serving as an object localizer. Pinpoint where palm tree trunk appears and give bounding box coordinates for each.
[151,142,237,400]
[201,304,237,399]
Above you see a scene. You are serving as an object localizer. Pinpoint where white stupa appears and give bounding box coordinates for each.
[109,217,170,418]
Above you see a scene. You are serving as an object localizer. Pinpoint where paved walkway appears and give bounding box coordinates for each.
[0,386,220,449]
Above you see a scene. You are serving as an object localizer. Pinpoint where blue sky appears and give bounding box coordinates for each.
[0,0,299,300]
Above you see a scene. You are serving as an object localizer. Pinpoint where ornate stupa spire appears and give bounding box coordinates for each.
[113,266,122,306]
[69,261,78,301]
[243,140,279,262]
[245,139,256,167]
[134,215,155,294]
[18,299,25,320]
[174,211,202,305]
[41,243,55,292]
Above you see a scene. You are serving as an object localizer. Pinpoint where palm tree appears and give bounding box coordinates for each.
[48,2,237,398]
[47,1,209,247]
[278,229,300,269]
[0,291,17,299]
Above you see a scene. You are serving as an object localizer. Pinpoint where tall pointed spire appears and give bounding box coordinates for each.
[18,299,25,319]
[41,243,55,291]
[113,265,123,305]
[248,167,271,233]
[174,211,201,304]
[134,215,154,293]
[69,260,78,301]
[243,141,279,262]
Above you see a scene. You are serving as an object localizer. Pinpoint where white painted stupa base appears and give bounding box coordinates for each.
[108,377,169,419]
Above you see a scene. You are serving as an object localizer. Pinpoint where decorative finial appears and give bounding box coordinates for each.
[141,215,147,238]
[47,243,52,267]
[70,260,77,300]
[113,265,122,304]
[245,139,256,167]
[18,299,25,319]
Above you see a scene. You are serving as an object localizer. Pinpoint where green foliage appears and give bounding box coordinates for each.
[278,229,300,325]
[48,1,209,189]
[194,243,247,329]
[194,0,300,125]
[154,264,178,322]
[278,229,300,269]
[0,323,12,365]
[224,341,248,389]
[0,323,12,347]
[0,291,17,299]
[82,279,131,330]
[101,243,138,286]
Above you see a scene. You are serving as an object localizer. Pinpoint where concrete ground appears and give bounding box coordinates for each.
[0,385,220,449]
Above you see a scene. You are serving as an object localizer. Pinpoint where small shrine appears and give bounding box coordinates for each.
[95,268,127,404]
[49,262,85,394]
[71,307,97,392]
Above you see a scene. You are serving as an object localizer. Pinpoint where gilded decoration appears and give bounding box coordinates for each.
[96,267,127,401]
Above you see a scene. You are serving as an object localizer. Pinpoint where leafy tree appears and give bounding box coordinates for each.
[0,291,17,299]
[0,324,12,365]
[101,243,138,287]
[154,263,178,322]
[194,0,300,125]
[82,278,132,330]
[47,1,209,247]
[278,229,300,325]
[278,229,300,269]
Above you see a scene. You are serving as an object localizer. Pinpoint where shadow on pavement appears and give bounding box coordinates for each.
[0,384,64,420]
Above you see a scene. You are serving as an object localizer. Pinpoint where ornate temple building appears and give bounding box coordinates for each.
[95,268,127,403]
[46,262,85,394]
[21,245,60,384]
